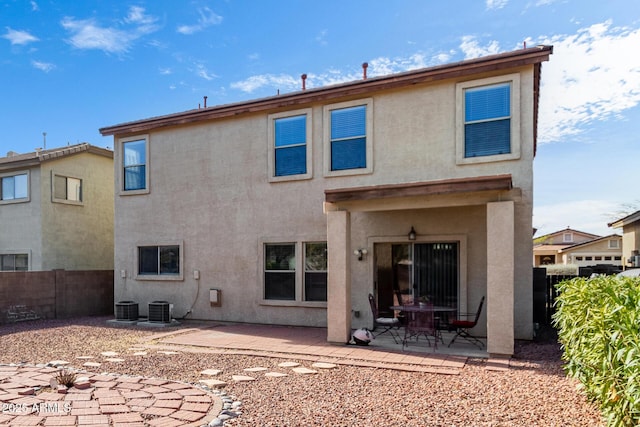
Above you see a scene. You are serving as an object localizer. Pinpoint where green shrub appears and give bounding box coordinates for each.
[553,275,640,426]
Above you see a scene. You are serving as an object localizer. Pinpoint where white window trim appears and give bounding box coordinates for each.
[51,170,83,206]
[134,241,184,281]
[608,239,620,249]
[268,108,313,183]
[259,238,328,308]
[119,134,150,196]
[455,73,521,165]
[323,98,374,177]
[563,233,573,243]
[0,170,30,205]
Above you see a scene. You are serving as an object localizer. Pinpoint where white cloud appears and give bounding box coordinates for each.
[2,28,39,45]
[194,63,217,81]
[486,0,508,10]
[230,51,452,94]
[177,7,223,35]
[61,6,159,54]
[230,74,299,93]
[31,60,54,72]
[30,1,39,11]
[459,35,501,59]
[537,21,640,144]
[534,199,620,237]
[159,67,172,75]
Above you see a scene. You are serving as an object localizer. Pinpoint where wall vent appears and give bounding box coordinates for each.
[115,301,138,321]
[148,301,171,323]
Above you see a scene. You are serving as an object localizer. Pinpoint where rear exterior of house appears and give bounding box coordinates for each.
[101,46,552,355]
[0,144,114,271]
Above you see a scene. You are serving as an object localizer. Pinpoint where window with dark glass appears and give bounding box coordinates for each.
[464,82,511,158]
[0,254,28,271]
[264,244,295,300]
[330,105,366,170]
[138,245,179,275]
[304,242,327,302]
[274,115,307,176]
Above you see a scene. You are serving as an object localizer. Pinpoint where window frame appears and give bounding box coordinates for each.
[0,252,29,271]
[268,108,313,182]
[323,98,373,177]
[134,241,183,281]
[456,74,521,165]
[303,242,328,302]
[119,135,150,196]
[51,171,83,205]
[260,239,328,307]
[0,170,30,205]
[608,239,620,249]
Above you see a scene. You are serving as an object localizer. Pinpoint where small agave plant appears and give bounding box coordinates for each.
[54,369,77,388]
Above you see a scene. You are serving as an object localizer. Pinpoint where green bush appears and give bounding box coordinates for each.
[553,275,640,426]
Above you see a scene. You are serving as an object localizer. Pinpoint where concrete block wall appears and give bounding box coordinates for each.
[0,270,113,323]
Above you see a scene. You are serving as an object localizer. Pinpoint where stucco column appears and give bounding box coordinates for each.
[486,201,514,355]
[326,209,351,343]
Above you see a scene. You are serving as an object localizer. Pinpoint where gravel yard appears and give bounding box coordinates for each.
[0,317,602,426]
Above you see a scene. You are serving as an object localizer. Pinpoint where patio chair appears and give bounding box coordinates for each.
[368,293,401,344]
[402,303,439,351]
[448,296,485,349]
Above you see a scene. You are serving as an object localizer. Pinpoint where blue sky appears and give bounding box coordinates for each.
[1,0,639,237]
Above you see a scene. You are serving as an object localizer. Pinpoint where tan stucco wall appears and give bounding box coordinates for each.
[112,65,536,341]
[0,168,43,270]
[621,224,640,263]
[39,153,114,270]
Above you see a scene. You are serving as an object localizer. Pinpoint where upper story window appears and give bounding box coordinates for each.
[456,74,520,165]
[324,98,373,177]
[563,233,573,243]
[268,109,312,182]
[53,173,82,204]
[0,172,28,203]
[120,135,149,194]
[464,83,511,157]
[608,239,620,249]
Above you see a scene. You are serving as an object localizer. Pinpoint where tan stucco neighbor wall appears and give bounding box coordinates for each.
[40,153,114,270]
[0,168,43,270]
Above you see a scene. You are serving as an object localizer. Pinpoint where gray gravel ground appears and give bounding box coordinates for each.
[0,316,603,426]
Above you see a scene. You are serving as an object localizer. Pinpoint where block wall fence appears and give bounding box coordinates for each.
[0,270,113,323]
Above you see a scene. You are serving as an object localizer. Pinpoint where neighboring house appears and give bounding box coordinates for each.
[533,227,601,266]
[100,45,553,356]
[0,143,114,271]
[556,235,622,268]
[609,210,640,267]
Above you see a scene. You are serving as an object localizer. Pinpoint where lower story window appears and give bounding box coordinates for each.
[0,254,28,271]
[304,242,327,302]
[264,244,296,300]
[138,245,180,275]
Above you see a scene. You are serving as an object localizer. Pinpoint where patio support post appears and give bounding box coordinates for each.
[326,209,352,343]
[486,201,515,355]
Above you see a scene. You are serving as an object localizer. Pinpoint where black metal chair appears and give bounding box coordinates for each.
[368,293,401,344]
[448,296,485,349]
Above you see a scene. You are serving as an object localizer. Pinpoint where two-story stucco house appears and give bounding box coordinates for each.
[609,210,640,268]
[100,45,553,355]
[0,143,114,271]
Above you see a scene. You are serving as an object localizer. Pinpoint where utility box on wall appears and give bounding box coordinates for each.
[209,289,221,307]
